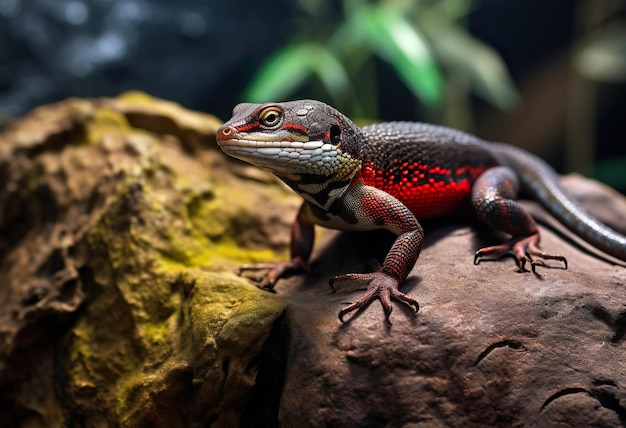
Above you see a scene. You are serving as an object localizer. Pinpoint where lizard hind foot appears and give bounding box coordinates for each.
[330,272,420,323]
[473,233,568,273]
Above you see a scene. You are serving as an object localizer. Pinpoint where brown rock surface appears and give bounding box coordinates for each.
[1,94,625,427]
[0,94,295,427]
[277,208,626,426]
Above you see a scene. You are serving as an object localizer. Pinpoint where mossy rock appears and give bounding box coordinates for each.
[4,94,625,428]
[0,93,297,427]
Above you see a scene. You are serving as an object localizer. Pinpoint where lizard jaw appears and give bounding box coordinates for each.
[217,135,340,176]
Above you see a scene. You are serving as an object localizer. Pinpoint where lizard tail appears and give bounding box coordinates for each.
[492,144,626,262]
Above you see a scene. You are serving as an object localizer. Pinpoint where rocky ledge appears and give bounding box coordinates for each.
[0,94,624,427]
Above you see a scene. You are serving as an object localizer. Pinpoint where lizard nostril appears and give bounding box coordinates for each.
[218,126,236,140]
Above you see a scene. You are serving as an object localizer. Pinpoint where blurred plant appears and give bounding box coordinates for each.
[567,0,626,191]
[241,0,518,125]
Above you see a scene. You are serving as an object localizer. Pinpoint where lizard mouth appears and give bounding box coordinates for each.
[218,137,331,158]
[217,133,338,174]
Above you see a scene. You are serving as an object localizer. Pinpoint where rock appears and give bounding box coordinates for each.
[1,94,625,427]
[0,93,296,427]
[277,228,626,426]
[272,177,626,427]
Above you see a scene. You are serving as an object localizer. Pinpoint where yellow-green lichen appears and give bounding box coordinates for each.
[86,107,132,140]
[112,270,287,424]
[115,90,224,133]
[62,94,293,426]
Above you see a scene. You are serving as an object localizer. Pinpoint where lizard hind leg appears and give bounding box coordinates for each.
[471,166,567,272]
[238,202,314,289]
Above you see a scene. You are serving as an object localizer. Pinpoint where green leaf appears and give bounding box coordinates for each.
[351,6,443,107]
[241,44,317,102]
[430,27,519,110]
[241,43,352,103]
[313,49,352,96]
[419,0,474,25]
[575,28,626,83]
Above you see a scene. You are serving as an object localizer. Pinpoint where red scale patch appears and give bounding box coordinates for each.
[237,121,261,132]
[360,161,485,219]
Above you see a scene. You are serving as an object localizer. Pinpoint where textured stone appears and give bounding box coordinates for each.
[0,94,295,427]
[273,174,626,427]
[1,95,625,427]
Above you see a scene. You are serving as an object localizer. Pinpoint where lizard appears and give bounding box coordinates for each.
[216,99,626,322]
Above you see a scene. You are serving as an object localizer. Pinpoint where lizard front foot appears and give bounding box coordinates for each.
[474,233,567,273]
[238,256,309,289]
[330,271,419,323]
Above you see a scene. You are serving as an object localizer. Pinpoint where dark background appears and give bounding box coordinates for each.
[1,0,625,191]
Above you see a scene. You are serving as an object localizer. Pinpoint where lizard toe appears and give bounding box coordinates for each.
[238,256,309,289]
[333,271,419,323]
[475,233,567,272]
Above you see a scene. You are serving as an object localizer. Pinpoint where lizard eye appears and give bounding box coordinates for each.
[259,106,282,127]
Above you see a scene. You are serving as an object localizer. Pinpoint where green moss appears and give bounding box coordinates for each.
[116,90,158,105]
[156,229,279,277]
[112,270,287,423]
[63,95,293,425]
[86,108,132,141]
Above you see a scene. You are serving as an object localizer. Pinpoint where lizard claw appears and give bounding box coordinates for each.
[474,233,567,273]
[330,272,419,323]
[238,256,309,289]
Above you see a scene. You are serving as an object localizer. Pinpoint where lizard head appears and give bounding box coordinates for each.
[217,100,364,178]
[217,100,364,208]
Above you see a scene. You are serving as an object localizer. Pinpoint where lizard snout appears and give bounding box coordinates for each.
[217,125,237,141]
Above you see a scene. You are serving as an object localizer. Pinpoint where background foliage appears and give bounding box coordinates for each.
[243,0,518,126]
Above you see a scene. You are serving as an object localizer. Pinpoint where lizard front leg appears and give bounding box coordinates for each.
[238,202,314,288]
[328,183,423,322]
[471,166,567,272]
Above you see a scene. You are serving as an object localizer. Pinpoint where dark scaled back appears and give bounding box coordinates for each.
[359,122,498,218]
